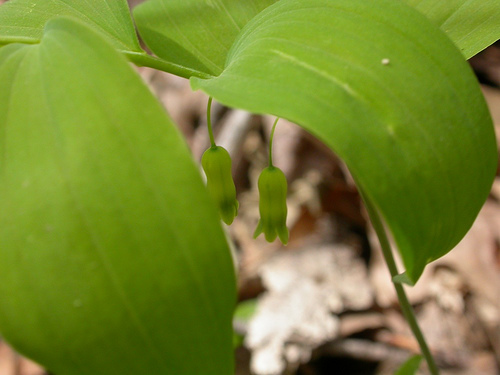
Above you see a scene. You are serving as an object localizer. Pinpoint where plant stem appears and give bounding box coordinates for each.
[360,190,440,375]
[123,51,212,80]
[206,97,216,147]
[0,38,211,80]
[0,36,210,80]
[268,118,279,167]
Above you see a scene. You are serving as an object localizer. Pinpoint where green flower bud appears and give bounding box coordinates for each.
[253,166,289,244]
[202,146,239,225]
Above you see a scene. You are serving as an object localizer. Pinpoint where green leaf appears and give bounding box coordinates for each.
[192,0,498,283]
[0,17,235,375]
[234,299,258,321]
[0,0,142,53]
[393,272,414,286]
[394,355,422,375]
[233,299,257,348]
[133,0,278,77]
[404,0,500,59]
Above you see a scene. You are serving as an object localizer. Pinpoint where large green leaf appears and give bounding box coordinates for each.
[133,0,278,76]
[0,0,141,52]
[0,17,235,375]
[192,0,498,283]
[405,0,500,59]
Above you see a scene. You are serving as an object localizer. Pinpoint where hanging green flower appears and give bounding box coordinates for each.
[201,97,239,225]
[202,145,239,225]
[253,165,289,244]
[253,118,289,245]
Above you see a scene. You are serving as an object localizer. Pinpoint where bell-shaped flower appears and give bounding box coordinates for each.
[253,166,289,244]
[202,145,239,225]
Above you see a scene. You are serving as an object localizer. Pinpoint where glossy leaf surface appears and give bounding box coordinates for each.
[0,17,235,375]
[192,0,497,283]
[0,0,141,52]
[133,0,278,76]
[405,0,500,59]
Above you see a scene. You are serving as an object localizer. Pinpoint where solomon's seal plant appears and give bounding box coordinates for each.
[201,97,239,225]
[0,0,498,374]
[254,118,289,245]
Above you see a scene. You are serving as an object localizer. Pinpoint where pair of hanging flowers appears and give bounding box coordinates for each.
[201,98,289,245]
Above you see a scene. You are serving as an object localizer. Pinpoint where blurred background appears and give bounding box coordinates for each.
[0,0,499,374]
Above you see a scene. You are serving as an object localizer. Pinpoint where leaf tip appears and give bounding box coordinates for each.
[392,272,415,286]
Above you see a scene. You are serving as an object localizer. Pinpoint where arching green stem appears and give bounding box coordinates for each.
[268,118,280,167]
[124,51,212,80]
[359,188,440,375]
[207,97,216,147]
